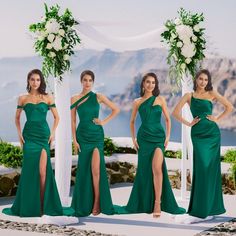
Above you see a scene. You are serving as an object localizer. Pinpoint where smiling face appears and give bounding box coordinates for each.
[196,73,209,90]
[81,74,94,91]
[28,73,41,91]
[143,76,156,93]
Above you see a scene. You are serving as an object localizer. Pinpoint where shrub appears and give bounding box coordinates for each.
[222,149,236,163]
[0,141,23,168]
[104,137,118,156]
[164,150,182,159]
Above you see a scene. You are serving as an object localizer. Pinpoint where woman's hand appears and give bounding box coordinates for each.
[93,118,104,126]
[132,139,139,152]
[189,117,201,127]
[18,133,25,148]
[164,136,169,149]
[48,132,55,144]
[206,115,218,123]
[73,140,81,154]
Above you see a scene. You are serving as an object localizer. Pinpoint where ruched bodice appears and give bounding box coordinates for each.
[70,91,114,216]
[114,95,185,215]
[187,94,225,218]
[190,96,213,119]
[21,102,55,122]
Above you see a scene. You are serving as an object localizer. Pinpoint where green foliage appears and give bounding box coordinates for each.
[164,150,182,159]
[29,3,81,79]
[222,149,236,163]
[230,163,236,187]
[104,137,118,156]
[0,141,23,168]
[161,8,206,88]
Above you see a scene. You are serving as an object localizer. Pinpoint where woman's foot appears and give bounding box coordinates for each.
[153,200,161,218]
[92,201,100,216]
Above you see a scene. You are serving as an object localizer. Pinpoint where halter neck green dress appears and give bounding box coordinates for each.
[70,91,114,216]
[115,96,185,214]
[188,95,226,218]
[2,102,66,217]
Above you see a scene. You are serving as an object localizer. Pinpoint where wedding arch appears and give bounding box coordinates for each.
[29,4,206,203]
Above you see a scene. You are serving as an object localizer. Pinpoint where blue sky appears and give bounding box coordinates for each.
[0,0,236,58]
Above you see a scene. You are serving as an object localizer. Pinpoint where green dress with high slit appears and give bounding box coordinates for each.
[70,91,114,216]
[2,102,67,217]
[114,96,185,214]
[188,95,226,218]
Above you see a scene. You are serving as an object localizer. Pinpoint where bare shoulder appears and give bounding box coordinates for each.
[209,90,219,97]
[184,92,192,98]
[71,94,81,103]
[18,94,28,103]
[44,94,55,104]
[133,97,142,107]
[134,97,142,103]
[157,95,166,103]
[96,92,105,99]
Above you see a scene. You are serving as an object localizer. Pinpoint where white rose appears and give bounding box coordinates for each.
[185,58,192,64]
[46,43,53,49]
[45,18,61,34]
[193,24,200,32]
[36,30,47,41]
[181,42,196,58]
[192,35,197,42]
[176,25,194,41]
[48,52,56,58]
[52,36,62,51]
[177,41,183,48]
[63,43,69,49]
[174,18,182,25]
[37,35,45,41]
[47,34,55,43]
[180,63,186,70]
[63,54,70,60]
[58,29,65,37]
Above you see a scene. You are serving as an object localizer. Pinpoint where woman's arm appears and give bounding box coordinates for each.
[71,96,81,153]
[130,100,139,151]
[207,90,233,122]
[160,96,171,148]
[172,93,200,127]
[93,94,120,125]
[15,96,24,147]
[48,95,59,144]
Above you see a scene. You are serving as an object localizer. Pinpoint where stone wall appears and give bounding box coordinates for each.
[0,161,235,197]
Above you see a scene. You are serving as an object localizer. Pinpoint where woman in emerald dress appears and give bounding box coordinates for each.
[116,72,185,217]
[2,69,64,217]
[172,69,233,224]
[70,70,120,216]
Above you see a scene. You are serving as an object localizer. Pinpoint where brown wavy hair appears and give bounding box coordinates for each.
[193,69,213,91]
[80,70,95,82]
[26,69,47,95]
[140,72,160,97]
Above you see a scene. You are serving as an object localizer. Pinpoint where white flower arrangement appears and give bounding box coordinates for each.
[29,4,81,80]
[161,8,206,85]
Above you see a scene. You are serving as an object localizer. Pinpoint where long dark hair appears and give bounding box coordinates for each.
[140,72,160,97]
[26,69,47,95]
[80,70,95,82]
[193,69,213,91]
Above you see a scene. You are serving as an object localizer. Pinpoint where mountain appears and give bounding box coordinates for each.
[112,57,236,131]
[0,48,235,141]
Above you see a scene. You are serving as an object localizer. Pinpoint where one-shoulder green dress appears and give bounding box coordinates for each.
[188,95,226,218]
[2,102,66,217]
[115,96,185,215]
[70,91,114,216]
